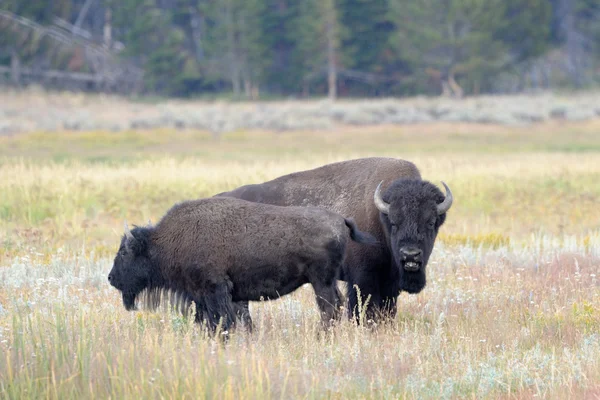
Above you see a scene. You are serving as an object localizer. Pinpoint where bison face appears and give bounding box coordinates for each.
[374,179,452,294]
[108,223,153,311]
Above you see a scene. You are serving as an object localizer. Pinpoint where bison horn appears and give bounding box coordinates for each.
[124,220,134,240]
[436,181,453,215]
[373,181,391,215]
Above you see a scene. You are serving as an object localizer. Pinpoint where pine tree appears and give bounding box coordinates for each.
[337,0,393,95]
[574,0,600,83]
[497,0,552,64]
[389,0,551,95]
[255,0,302,95]
[293,0,341,98]
[2,0,597,96]
[110,0,188,94]
[200,0,266,98]
[338,0,391,71]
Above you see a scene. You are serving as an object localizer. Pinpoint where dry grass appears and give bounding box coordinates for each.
[3,119,600,160]
[1,119,599,398]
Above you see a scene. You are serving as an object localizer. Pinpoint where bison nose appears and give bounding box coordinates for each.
[108,273,113,283]
[400,247,422,259]
[400,247,422,272]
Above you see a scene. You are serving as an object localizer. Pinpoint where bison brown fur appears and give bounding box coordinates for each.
[215,157,452,323]
[107,197,377,335]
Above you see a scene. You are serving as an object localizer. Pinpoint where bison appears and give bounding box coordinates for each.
[215,157,453,323]
[107,197,377,334]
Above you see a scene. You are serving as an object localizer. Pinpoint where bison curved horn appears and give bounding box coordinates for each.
[436,181,453,215]
[124,220,134,240]
[373,181,391,215]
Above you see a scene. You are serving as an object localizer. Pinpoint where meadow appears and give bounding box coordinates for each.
[1,119,599,399]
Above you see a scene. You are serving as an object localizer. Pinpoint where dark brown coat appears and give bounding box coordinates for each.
[107,197,376,333]
[215,157,453,322]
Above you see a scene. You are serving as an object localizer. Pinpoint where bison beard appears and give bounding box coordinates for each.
[122,291,137,311]
[400,270,427,294]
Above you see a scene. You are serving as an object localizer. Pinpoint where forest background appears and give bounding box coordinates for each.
[1,0,599,99]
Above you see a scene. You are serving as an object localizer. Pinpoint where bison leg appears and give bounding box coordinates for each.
[346,260,401,325]
[377,285,399,321]
[311,281,342,328]
[233,301,253,333]
[193,281,237,338]
[345,269,382,325]
[374,262,401,322]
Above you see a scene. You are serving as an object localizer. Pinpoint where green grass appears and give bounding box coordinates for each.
[2,119,600,161]
[1,119,600,398]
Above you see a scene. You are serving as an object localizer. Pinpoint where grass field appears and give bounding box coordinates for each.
[1,120,599,399]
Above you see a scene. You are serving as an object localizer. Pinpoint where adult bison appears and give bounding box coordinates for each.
[107,197,376,334]
[215,157,453,323]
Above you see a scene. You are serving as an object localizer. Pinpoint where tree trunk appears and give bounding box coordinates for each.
[473,79,480,95]
[11,50,21,85]
[225,0,241,97]
[559,0,587,87]
[189,6,204,62]
[231,66,241,97]
[74,0,95,33]
[327,36,337,101]
[441,80,452,97]
[243,68,253,99]
[324,0,338,101]
[103,8,112,50]
[448,70,464,98]
[302,80,309,98]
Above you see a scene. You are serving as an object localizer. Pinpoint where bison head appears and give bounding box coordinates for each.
[374,179,452,294]
[108,222,155,311]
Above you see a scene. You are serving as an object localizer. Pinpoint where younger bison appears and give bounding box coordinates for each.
[107,197,376,334]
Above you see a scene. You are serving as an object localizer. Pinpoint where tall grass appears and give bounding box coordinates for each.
[1,122,599,398]
[1,153,599,257]
[1,241,599,398]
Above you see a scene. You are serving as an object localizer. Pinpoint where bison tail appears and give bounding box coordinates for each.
[344,218,378,246]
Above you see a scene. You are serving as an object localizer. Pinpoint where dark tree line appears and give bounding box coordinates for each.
[1,0,599,98]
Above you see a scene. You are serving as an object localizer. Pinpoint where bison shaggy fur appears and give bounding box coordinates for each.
[107,197,377,334]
